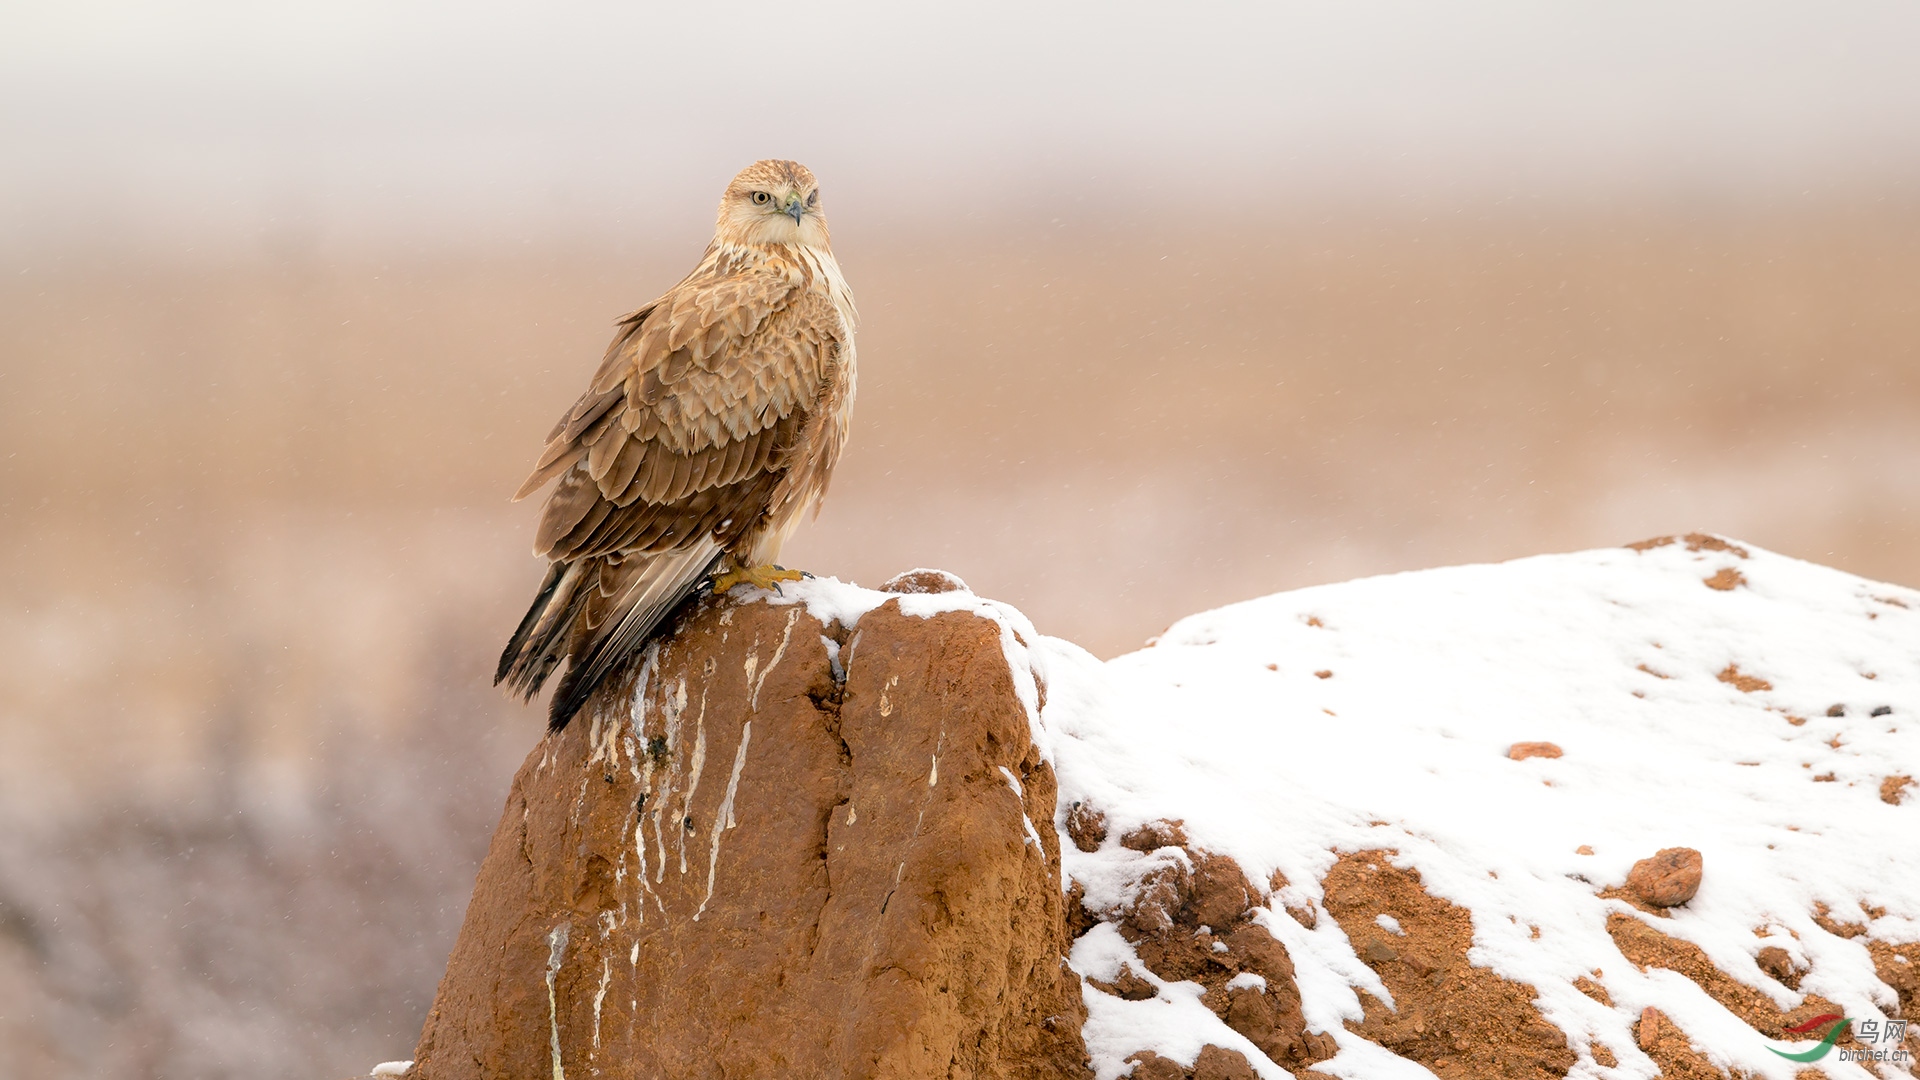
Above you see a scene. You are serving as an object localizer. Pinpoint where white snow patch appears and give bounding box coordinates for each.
[368,1064,412,1078]
[1039,538,1920,1078]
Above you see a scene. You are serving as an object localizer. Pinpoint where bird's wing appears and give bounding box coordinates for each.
[516,265,846,563]
[504,263,848,729]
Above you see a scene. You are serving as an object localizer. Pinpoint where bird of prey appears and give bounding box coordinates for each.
[496,160,857,731]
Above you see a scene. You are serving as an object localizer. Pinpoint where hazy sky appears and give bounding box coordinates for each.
[6,1,1919,252]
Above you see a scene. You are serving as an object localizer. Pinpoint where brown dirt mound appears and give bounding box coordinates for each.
[1072,823,1332,1072]
[1065,801,1109,852]
[409,597,1088,1080]
[1319,850,1576,1079]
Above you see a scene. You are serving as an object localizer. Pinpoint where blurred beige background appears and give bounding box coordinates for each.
[3,2,1918,1077]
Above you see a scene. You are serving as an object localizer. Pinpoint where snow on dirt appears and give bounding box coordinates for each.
[704,540,1915,1079]
[1038,536,1919,1080]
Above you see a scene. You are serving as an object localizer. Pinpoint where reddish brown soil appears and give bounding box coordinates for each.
[1704,568,1749,591]
[1064,802,1109,853]
[1883,775,1915,805]
[1629,534,1752,559]
[1319,851,1576,1080]
[1716,664,1772,692]
[1124,1046,1262,1080]
[1633,1006,1740,1079]
[1868,940,1919,1018]
[1607,913,1863,1054]
[1070,822,1332,1073]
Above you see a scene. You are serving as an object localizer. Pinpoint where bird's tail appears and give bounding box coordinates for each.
[497,540,724,732]
[496,560,590,699]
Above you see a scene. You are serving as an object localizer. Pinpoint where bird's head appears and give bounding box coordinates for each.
[715,159,830,249]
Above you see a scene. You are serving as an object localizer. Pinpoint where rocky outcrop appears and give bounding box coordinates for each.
[407,590,1088,1080]
[390,537,1920,1080]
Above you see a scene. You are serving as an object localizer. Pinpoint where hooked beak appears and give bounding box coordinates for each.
[783,196,805,225]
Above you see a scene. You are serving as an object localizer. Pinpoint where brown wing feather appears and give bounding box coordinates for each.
[521,264,837,561]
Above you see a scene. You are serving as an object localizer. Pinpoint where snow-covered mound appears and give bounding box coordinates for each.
[1039,536,1919,1080]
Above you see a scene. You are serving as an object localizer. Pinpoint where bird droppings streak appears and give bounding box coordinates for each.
[633,750,660,919]
[677,686,710,876]
[695,719,753,921]
[749,608,801,711]
[590,955,611,1051]
[649,677,688,885]
[544,922,570,1080]
[627,642,660,726]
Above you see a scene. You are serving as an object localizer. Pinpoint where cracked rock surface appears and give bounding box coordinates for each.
[408,594,1088,1080]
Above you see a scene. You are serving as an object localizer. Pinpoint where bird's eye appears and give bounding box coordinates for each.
[750,191,772,205]
[806,190,818,207]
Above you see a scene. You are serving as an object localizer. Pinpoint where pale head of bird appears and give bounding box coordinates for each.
[714,159,831,250]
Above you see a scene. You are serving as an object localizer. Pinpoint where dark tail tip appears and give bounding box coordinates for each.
[547,669,595,733]
[497,561,569,689]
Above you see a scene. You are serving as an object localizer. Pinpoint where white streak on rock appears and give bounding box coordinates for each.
[544,922,570,1080]
[695,720,753,921]
[590,955,611,1051]
[628,641,658,719]
[677,686,709,876]
[649,678,686,885]
[750,608,801,711]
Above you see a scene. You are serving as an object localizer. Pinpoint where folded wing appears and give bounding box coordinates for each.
[496,264,846,729]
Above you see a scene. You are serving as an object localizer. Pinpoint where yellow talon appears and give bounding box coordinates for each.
[710,564,806,595]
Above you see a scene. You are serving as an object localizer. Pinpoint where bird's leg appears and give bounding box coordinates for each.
[710,564,806,595]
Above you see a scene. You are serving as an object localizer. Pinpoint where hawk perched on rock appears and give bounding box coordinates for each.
[496,160,857,731]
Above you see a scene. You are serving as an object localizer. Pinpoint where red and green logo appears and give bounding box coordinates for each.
[1768,1014,1849,1062]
